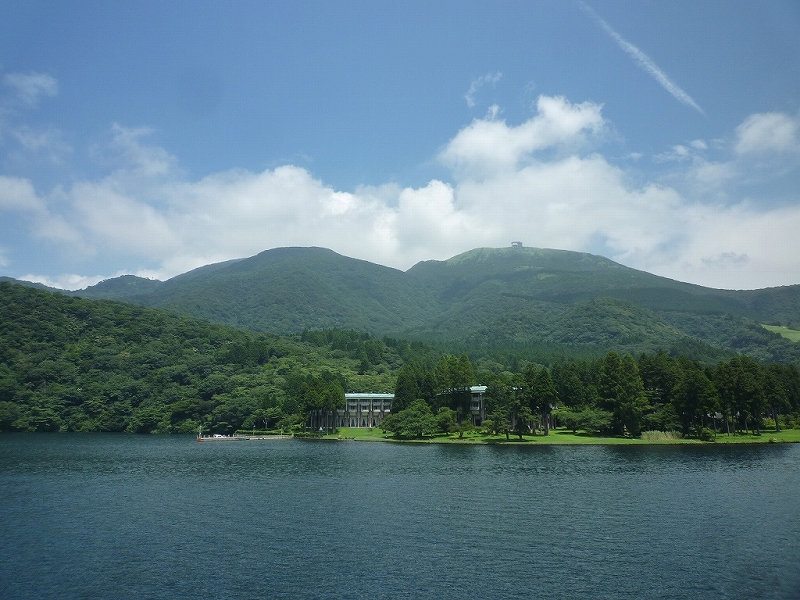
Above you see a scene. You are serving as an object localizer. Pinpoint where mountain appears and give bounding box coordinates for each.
[71,245,800,363]
[78,247,434,334]
[73,274,164,301]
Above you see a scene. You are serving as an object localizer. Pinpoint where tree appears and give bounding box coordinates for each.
[765,363,800,430]
[486,388,513,439]
[727,356,764,434]
[436,407,458,433]
[528,366,557,435]
[434,353,476,419]
[554,407,581,433]
[551,363,585,408]
[639,350,680,409]
[320,379,345,433]
[393,364,420,414]
[510,380,533,440]
[599,351,650,436]
[762,366,788,432]
[380,399,437,439]
[671,359,719,437]
[711,360,736,435]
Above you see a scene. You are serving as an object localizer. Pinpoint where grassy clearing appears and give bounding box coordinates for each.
[326,427,800,445]
[763,324,800,343]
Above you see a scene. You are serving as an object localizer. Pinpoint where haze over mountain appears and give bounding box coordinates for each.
[60,245,800,364]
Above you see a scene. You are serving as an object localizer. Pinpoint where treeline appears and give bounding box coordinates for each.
[386,351,800,440]
[548,351,800,437]
[3,282,800,439]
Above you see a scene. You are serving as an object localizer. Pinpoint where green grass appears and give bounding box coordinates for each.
[712,428,800,444]
[331,427,389,441]
[325,427,800,444]
[763,324,800,342]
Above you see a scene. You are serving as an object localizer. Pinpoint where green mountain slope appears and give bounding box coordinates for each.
[80,247,433,334]
[75,274,164,300]
[68,245,800,362]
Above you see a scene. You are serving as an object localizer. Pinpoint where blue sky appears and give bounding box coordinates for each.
[1,0,799,290]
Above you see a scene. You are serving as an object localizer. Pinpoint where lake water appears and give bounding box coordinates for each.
[1,435,799,600]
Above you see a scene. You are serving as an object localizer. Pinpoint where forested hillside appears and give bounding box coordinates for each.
[71,246,800,364]
[3,281,800,438]
[0,283,418,433]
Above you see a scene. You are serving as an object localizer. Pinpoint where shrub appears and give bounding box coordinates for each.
[640,430,682,441]
[698,427,715,442]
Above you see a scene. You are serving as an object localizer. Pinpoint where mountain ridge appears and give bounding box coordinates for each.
[6,246,800,362]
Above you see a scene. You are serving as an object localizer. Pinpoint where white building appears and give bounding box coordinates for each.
[337,386,487,428]
[338,393,394,428]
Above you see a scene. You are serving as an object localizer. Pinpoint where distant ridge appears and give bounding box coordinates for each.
[42,246,800,362]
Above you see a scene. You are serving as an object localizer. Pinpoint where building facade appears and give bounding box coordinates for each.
[337,386,487,428]
[338,393,394,428]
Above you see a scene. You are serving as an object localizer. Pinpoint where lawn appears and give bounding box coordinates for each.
[326,427,800,444]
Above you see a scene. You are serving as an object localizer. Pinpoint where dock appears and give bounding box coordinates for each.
[196,433,293,442]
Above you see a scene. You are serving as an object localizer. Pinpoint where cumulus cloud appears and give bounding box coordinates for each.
[5,99,800,291]
[0,175,83,247]
[734,112,800,156]
[440,95,605,178]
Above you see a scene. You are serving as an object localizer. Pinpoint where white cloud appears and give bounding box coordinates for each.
[0,175,46,213]
[0,175,83,248]
[734,112,800,155]
[440,95,605,178]
[655,144,692,162]
[70,180,177,257]
[2,72,58,107]
[10,125,73,164]
[88,124,178,180]
[4,102,800,291]
[651,201,800,289]
[18,272,108,291]
[464,72,502,108]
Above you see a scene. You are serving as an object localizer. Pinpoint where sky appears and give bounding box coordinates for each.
[1,0,799,291]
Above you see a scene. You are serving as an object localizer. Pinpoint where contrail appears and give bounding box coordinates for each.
[581,3,704,115]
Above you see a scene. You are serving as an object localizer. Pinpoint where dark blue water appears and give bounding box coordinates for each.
[1,435,799,600]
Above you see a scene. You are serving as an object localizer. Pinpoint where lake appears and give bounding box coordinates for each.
[1,434,799,599]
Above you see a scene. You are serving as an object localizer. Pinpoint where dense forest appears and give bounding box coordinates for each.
[385,350,800,440]
[0,283,419,434]
[2,282,799,438]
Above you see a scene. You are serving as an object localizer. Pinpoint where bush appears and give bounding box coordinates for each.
[640,430,682,441]
[698,427,715,442]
